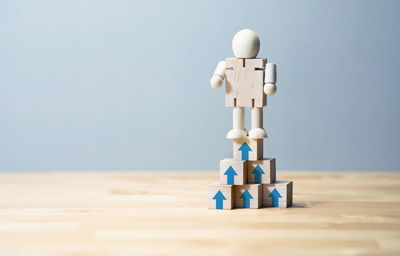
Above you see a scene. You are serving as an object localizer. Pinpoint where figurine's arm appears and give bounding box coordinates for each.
[264,63,277,95]
[210,60,226,89]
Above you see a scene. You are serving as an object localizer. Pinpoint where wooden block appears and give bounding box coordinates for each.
[225,58,267,108]
[208,183,234,210]
[234,184,262,209]
[262,181,293,208]
[220,159,247,185]
[233,136,263,161]
[247,158,276,184]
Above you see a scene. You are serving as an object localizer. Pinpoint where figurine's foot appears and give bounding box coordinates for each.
[226,129,248,139]
[249,128,267,139]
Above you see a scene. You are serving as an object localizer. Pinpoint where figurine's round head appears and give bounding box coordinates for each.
[232,29,260,58]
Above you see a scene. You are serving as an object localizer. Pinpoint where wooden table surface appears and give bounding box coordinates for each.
[0,171,399,256]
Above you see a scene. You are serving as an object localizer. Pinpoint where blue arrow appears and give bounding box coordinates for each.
[213,190,226,209]
[224,166,237,185]
[268,188,282,207]
[238,142,252,160]
[252,165,265,184]
[240,189,253,208]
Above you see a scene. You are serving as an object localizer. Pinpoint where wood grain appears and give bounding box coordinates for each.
[233,137,263,160]
[247,158,276,184]
[225,58,266,108]
[220,158,247,185]
[0,171,399,256]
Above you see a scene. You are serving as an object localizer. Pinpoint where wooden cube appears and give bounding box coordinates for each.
[234,184,262,209]
[220,159,247,185]
[262,181,293,208]
[233,137,263,161]
[247,158,276,184]
[208,183,234,210]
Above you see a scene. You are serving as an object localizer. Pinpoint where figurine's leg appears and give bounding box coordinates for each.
[249,107,267,138]
[226,107,247,139]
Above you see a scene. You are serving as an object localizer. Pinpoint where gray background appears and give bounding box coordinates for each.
[1,0,399,171]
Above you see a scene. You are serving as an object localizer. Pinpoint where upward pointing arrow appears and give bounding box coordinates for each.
[213,190,226,209]
[240,189,253,208]
[252,165,265,184]
[268,188,282,207]
[224,166,237,185]
[238,142,252,160]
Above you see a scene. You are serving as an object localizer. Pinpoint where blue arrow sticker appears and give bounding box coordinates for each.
[238,142,252,160]
[252,165,265,184]
[213,190,226,209]
[224,166,237,185]
[268,188,282,207]
[240,189,253,208]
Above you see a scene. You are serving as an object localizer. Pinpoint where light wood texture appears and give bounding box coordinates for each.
[233,136,263,160]
[247,158,276,184]
[226,107,248,139]
[208,183,233,210]
[263,62,277,95]
[249,107,267,138]
[213,60,227,78]
[263,180,293,208]
[232,29,260,58]
[225,58,266,108]
[0,171,399,256]
[265,63,277,84]
[210,61,226,89]
[234,184,263,209]
[220,158,247,185]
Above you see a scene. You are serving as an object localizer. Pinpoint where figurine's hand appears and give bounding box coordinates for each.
[264,83,277,95]
[210,75,223,89]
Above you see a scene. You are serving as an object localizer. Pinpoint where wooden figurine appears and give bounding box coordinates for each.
[247,158,276,184]
[220,159,247,185]
[210,29,277,139]
[208,29,288,211]
[234,184,262,209]
[262,181,293,208]
[208,183,234,210]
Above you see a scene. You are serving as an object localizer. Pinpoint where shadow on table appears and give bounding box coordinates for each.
[290,203,309,208]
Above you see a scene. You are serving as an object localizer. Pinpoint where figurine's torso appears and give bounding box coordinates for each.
[225,58,267,108]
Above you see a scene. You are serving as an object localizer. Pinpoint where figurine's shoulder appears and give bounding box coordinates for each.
[246,58,267,69]
[225,58,237,68]
[225,58,267,69]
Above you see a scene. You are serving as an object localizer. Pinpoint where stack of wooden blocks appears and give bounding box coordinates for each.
[208,137,293,210]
